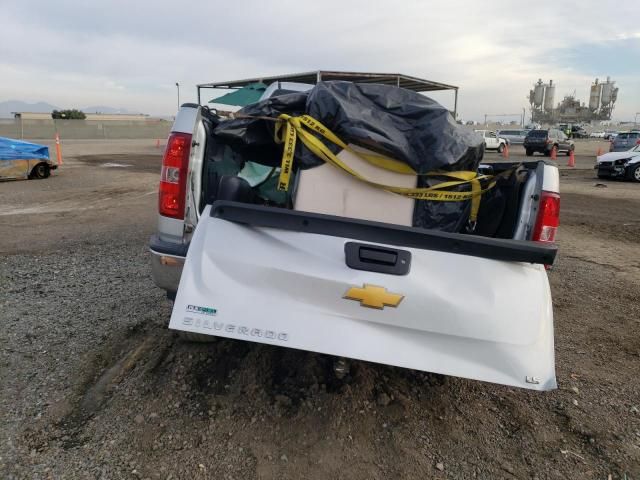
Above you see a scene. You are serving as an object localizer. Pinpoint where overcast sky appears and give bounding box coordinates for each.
[2,0,639,121]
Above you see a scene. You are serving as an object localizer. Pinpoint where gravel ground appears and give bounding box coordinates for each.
[1,143,639,479]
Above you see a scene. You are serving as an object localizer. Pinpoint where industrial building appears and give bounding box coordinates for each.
[528,77,618,124]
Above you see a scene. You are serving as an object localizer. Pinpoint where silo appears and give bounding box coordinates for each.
[589,79,601,111]
[543,80,555,111]
[533,79,545,107]
[601,77,614,106]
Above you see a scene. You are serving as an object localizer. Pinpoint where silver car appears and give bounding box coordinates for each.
[610,131,640,152]
[496,129,530,145]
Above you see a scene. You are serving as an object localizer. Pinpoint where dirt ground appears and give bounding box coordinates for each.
[1,140,638,479]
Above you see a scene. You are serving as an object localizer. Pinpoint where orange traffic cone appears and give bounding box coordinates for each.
[55,133,63,165]
[501,143,509,159]
[156,138,160,148]
[550,145,557,160]
[568,149,575,167]
[596,147,603,156]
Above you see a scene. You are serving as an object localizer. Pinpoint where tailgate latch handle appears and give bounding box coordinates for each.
[359,247,397,265]
[344,242,411,276]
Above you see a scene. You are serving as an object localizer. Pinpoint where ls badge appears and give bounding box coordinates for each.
[343,284,404,310]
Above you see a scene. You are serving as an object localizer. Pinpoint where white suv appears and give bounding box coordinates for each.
[474,130,508,153]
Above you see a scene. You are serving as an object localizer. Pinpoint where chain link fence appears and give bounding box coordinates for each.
[0,118,171,140]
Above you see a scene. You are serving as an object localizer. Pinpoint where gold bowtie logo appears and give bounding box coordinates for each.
[343,284,404,310]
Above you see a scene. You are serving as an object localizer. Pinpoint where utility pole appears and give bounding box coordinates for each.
[522,107,526,127]
[176,82,180,110]
[635,112,640,128]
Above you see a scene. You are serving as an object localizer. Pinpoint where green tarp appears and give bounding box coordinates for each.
[208,82,267,107]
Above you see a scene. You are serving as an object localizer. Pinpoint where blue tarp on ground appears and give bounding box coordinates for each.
[0,137,50,161]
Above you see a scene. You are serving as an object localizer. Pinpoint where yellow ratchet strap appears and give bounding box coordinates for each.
[273,114,495,221]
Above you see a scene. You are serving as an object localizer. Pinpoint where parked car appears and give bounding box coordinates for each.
[149,73,561,391]
[570,126,589,139]
[474,130,508,152]
[604,131,618,141]
[558,124,588,139]
[610,131,640,152]
[595,144,640,181]
[496,129,529,145]
[589,131,606,138]
[0,137,57,180]
[523,129,575,156]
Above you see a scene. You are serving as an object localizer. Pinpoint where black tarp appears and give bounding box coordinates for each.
[211,81,485,232]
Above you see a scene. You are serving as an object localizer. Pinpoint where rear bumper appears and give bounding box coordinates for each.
[149,234,188,294]
[524,144,549,153]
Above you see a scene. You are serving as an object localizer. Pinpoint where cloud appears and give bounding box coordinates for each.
[1,0,638,120]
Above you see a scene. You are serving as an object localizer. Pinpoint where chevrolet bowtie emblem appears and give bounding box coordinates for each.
[343,284,404,310]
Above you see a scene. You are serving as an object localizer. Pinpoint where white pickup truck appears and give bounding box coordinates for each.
[150,75,560,391]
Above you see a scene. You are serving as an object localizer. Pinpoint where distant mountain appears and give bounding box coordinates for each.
[0,100,59,118]
[81,106,141,115]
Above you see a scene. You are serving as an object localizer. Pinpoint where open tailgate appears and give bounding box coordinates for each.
[169,202,557,390]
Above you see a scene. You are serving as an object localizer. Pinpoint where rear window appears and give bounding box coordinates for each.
[528,130,548,137]
[616,133,640,140]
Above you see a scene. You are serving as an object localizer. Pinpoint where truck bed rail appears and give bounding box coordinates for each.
[210,201,557,265]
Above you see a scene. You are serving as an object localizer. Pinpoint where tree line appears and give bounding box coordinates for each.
[51,109,86,120]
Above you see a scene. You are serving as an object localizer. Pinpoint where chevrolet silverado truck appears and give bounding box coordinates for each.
[149,74,560,391]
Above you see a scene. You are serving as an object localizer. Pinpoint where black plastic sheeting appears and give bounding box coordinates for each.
[212,81,485,232]
[473,165,530,238]
[306,82,482,173]
[213,92,308,167]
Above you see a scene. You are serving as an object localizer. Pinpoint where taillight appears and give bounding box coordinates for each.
[532,191,560,243]
[159,132,192,219]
